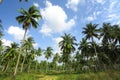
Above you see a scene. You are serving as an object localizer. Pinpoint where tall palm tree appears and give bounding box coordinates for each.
[20,37,34,72]
[44,46,53,72]
[14,6,42,76]
[44,47,53,60]
[27,48,36,72]
[35,47,42,72]
[3,42,19,72]
[78,38,90,60]
[59,33,77,70]
[112,24,120,44]
[53,53,59,63]
[100,23,112,45]
[82,23,99,58]
[53,53,59,70]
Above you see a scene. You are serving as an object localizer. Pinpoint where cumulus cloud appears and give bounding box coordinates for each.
[66,0,85,11]
[33,2,39,7]
[52,37,63,53]
[40,24,52,36]
[2,39,12,46]
[40,1,75,36]
[7,26,26,40]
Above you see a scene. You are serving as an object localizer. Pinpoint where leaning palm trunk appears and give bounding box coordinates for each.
[20,49,28,73]
[2,66,5,72]
[14,29,27,76]
[4,62,9,72]
[20,55,26,73]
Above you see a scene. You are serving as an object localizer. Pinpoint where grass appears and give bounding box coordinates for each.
[56,70,120,80]
[0,70,120,80]
[0,72,38,80]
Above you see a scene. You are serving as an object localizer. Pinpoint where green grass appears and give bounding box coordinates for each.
[0,72,38,80]
[56,71,120,80]
[0,70,120,80]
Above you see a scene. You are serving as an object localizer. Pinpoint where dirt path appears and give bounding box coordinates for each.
[36,74,57,80]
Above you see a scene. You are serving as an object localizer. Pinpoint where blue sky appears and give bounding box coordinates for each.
[0,0,120,60]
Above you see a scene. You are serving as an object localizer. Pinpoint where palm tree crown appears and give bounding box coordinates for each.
[16,6,42,30]
[44,47,53,60]
[59,33,77,64]
[82,23,99,41]
[59,33,77,54]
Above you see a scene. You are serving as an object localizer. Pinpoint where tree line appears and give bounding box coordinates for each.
[0,5,120,78]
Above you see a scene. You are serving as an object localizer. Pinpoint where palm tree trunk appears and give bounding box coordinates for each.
[4,62,9,72]
[46,62,47,73]
[35,61,38,72]
[20,55,26,73]
[92,37,97,57]
[28,63,31,73]
[91,37,99,70]
[2,66,5,72]
[14,29,27,76]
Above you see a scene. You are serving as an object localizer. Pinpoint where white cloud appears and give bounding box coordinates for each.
[33,43,38,48]
[52,37,63,53]
[7,26,25,40]
[86,11,101,22]
[86,16,95,21]
[40,24,52,36]
[2,39,12,46]
[107,14,117,21]
[33,2,39,7]
[95,0,105,4]
[104,0,120,24]
[90,0,106,5]
[66,0,82,11]
[40,1,75,36]
[108,1,117,13]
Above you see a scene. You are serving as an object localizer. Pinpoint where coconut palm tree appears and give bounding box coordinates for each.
[44,47,53,60]
[3,42,19,72]
[53,53,59,63]
[44,46,53,72]
[53,53,59,70]
[14,6,42,76]
[100,23,112,45]
[27,48,36,72]
[112,24,120,44]
[78,38,90,60]
[82,23,99,58]
[20,37,35,72]
[99,23,116,64]
[59,33,77,70]
[35,47,42,72]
